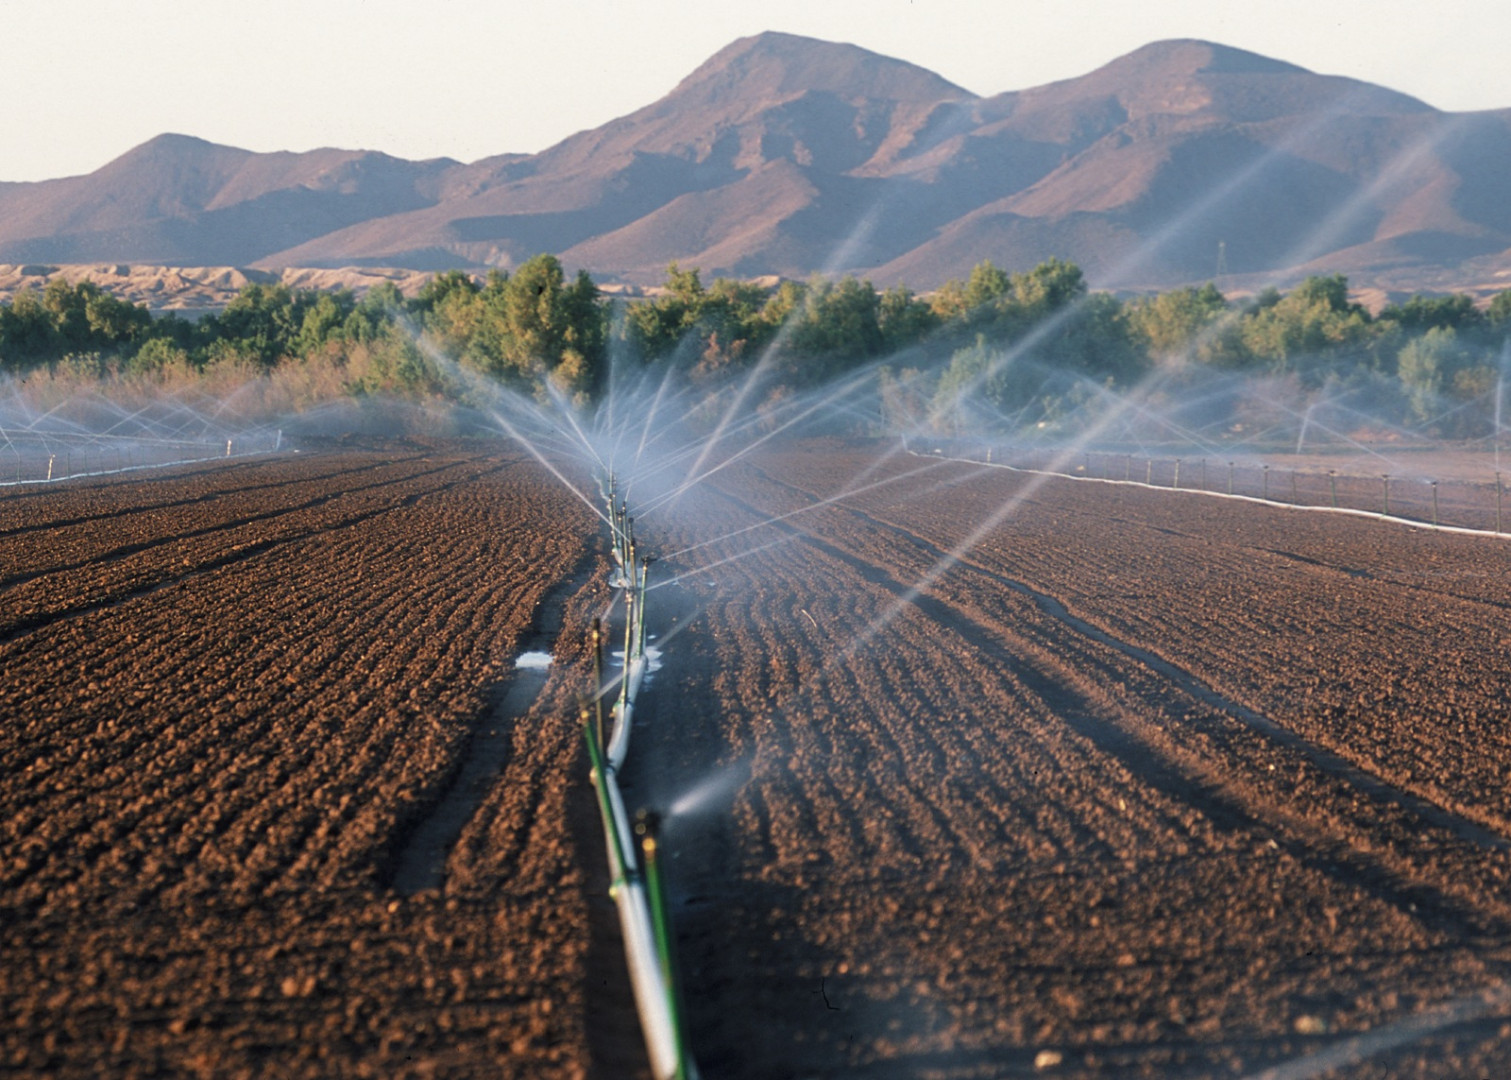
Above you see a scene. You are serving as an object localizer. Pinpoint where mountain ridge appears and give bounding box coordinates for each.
[3,32,1508,296]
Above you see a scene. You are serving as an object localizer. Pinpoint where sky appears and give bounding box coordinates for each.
[2,0,1509,183]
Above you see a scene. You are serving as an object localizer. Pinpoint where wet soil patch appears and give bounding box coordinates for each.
[391,544,600,895]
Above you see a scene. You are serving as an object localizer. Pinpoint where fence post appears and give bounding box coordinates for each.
[1329,470,1337,509]
[1431,480,1439,527]
[1382,475,1390,518]
[1498,472,1503,535]
[1145,459,1152,485]
[1292,471,1298,505]
[1200,458,1207,490]
[1263,464,1270,501]
[46,454,55,482]
[1173,459,1181,490]
[1227,462,1235,496]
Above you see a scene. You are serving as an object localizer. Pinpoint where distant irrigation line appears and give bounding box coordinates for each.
[0,428,285,487]
[583,471,699,1080]
[914,442,1511,540]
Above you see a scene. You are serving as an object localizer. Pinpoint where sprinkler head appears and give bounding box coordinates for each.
[634,808,662,839]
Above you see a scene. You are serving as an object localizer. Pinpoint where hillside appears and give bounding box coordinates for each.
[2,34,1509,295]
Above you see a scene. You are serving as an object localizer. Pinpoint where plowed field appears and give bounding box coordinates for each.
[625,440,1511,1079]
[1,444,604,1079]
[8,437,1511,1079]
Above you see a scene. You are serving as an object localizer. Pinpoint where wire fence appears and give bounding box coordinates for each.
[921,441,1511,536]
[0,429,284,486]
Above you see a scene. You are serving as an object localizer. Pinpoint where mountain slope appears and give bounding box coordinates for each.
[0,134,456,266]
[3,35,1509,293]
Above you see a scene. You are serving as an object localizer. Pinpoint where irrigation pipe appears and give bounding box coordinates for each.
[913,447,1511,543]
[0,446,286,488]
[584,472,698,1080]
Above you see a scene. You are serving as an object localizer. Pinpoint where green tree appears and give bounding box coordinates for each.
[412,270,480,316]
[968,258,1089,344]
[82,285,152,346]
[41,279,94,353]
[931,335,998,432]
[877,284,940,354]
[296,290,357,356]
[963,261,1012,312]
[342,282,403,344]
[1238,275,1375,382]
[495,255,606,403]
[1397,326,1466,424]
[928,260,1013,325]
[759,279,806,330]
[1380,293,1484,336]
[784,276,884,385]
[1126,283,1228,359]
[416,271,484,359]
[207,283,308,368]
[1010,257,1086,316]
[0,288,57,368]
[625,263,708,362]
[1290,274,1356,314]
[1486,290,1511,333]
[126,337,192,377]
[1046,292,1141,383]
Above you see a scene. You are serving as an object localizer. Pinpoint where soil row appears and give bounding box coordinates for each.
[619,439,1511,1078]
[1,445,606,1079]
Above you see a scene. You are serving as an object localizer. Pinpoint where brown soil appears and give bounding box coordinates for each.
[621,439,1511,1078]
[11,436,1511,1078]
[0,444,606,1079]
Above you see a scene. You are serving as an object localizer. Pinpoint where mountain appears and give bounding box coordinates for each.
[0,134,458,267]
[3,34,1510,295]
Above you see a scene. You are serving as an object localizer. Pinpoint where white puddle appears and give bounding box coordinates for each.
[515,651,554,671]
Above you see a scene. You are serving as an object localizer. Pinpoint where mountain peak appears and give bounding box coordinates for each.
[667,31,972,109]
[1112,39,1310,78]
[99,133,250,173]
[140,132,220,150]
[1008,36,1432,123]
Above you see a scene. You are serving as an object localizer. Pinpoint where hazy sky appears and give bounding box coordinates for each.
[3,0,1508,183]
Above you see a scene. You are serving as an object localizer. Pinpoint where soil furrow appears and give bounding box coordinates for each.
[0,452,428,539]
[0,460,500,645]
[747,460,1511,857]
[391,541,601,895]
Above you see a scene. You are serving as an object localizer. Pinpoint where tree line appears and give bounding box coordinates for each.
[3,253,1511,437]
